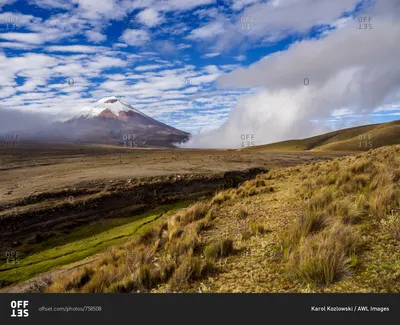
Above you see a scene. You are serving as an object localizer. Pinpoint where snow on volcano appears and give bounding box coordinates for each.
[60,97,190,147]
[87,96,149,118]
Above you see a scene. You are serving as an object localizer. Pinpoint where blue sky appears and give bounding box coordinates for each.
[0,0,399,147]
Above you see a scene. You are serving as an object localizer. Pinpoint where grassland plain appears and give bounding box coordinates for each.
[1,143,346,293]
[45,145,400,293]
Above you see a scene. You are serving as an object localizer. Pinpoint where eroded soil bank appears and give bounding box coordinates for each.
[0,168,267,254]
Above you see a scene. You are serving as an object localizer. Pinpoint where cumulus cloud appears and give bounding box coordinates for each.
[85,30,107,43]
[137,8,163,27]
[120,29,150,46]
[188,21,226,40]
[184,0,400,148]
[188,0,361,52]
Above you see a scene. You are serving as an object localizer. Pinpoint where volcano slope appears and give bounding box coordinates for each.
[45,145,400,293]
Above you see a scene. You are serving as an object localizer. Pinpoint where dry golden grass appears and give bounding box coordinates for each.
[211,191,233,205]
[287,224,359,285]
[180,202,210,225]
[281,145,400,288]
[47,189,238,292]
[249,222,266,236]
[204,239,234,263]
[381,212,400,240]
[47,145,400,293]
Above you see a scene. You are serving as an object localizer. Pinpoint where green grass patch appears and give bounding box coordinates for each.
[0,202,190,287]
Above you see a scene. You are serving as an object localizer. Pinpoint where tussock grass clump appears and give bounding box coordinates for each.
[84,265,119,293]
[368,186,396,219]
[46,267,93,293]
[219,239,234,257]
[205,206,217,223]
[256,179,266,187]
[168,226,184,242]
[381,212,400,240]
[204,243,219,262]
[181,202,210,225]
[238,207,248,219]
[249,222,266,235]
[195,220,210,233]
[138,227,159,245]
[204,239,234,262]
[287,224,359,286]
[169,256,213,290]
[167,234,200,258]
[248,186,257,196]
[308,190,334,211]
[326,175,337,185]
[240,229,252,240]
[349,159,374,174]
[104,276,135,293]
[211,191,232,205]
[235,187,245,197]
[283,211,329,257]
[337,172,351,187]
[326,199,364,225]
[341,174,369,193]
[370,170,393,191]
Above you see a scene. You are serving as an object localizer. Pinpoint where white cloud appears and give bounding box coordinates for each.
[0,0,16,9]
[231,0,261,11]
[187,21,226,40]
[135,64,167,71]
[29,0,73,10]
[204,52,220,58]
[113,42,128,48]
[177,43,192,50]
[188,0,360,52]
[0,32,43,44]
[185,0,400,148]
[119,29,150,46]
[234,55,246,61]
[0,42,37,50]
[156,0,215,12]
[137,8,163,27]
[45,45,107,53]
[85,30,107,43]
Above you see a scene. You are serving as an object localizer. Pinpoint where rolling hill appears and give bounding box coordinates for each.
[247,119,400,152]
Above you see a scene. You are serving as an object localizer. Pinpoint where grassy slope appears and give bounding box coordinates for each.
[47,145,400,293]
[248,120,400,152]
[0,202,190,286]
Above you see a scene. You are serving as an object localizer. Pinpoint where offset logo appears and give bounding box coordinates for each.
[241,134,255,148]
[10,301,29,318]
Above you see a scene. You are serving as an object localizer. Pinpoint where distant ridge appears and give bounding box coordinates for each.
[247,120,400,152]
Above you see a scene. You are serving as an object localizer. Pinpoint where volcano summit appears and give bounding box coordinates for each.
[59,97,190,147]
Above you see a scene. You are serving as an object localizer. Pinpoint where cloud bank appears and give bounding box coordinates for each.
[183,0,400,148]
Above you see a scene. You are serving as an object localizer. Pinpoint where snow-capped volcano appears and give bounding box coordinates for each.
[87,96,149,118]
[60,97,190,147]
